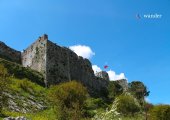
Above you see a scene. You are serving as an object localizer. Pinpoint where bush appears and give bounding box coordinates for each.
[83,98,108,118]
[0,58,44,86]
[48,81,88,120]
[117,95,140,116]
[149,105,170,120]
[0,64,10,114]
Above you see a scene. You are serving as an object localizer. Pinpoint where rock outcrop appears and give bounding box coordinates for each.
[0,41,21,64]
[3,116,27,120]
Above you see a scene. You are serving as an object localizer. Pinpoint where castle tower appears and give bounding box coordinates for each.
[21,34,48,86]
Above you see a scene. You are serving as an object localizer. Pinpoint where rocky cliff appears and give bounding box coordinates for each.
[0,41,21,64]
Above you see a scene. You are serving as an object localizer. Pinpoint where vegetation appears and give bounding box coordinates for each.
[149,104,170,120]
[0,58,169,120]
[108,81,123,100]
[48,81,88,120]
[116,94,141,116]
[128,81,150,105]
[0,64,10,114]
[0,58,44,86]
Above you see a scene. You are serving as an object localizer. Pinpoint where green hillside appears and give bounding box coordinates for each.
[0,58,44,86]
[0,58,170,120]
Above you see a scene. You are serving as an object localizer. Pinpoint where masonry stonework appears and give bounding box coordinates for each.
[0,34,110,93]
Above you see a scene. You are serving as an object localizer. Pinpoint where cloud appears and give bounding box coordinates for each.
[92,65,126,81]
[107,70,126,81]
[92,65,102,74]
[69,45,95,59]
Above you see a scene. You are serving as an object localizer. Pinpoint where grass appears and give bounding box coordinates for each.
[0,58,44,86]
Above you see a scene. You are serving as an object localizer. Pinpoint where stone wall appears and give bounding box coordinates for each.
[46,41,70,85]
[21,35,48,85]
[114,79,128,91]
[46,40,109,92]
[21,34,109,93]
[95,71,109,81]
[0,41,21,63]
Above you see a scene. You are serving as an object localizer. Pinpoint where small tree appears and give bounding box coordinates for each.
[48,81,88,120]
[0,64,9,114]
[117,95,140,116]
[128,81,150,105]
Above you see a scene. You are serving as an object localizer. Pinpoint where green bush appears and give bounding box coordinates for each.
[0,58,44,86]
[0,64,10,114]
[149,105,170,120]
[83,98,108,118]
[117,95,141,116]
[48,81,88,120]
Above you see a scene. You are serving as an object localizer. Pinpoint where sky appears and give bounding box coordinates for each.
[0,0,170,104]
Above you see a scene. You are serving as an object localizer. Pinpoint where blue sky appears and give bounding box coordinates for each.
[0,0,170,104]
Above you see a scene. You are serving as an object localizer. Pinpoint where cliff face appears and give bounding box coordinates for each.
[0,41,21,64]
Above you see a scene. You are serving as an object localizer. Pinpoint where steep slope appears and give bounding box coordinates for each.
[0,58,44,86]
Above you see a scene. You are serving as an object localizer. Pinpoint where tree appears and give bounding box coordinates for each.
[0,64,9,114]
[149,105,170,120]
[117,94,140,116]
[48,81,88,120]
[128,81,150,105]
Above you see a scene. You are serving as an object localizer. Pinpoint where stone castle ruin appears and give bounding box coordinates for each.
[0,34,110,93]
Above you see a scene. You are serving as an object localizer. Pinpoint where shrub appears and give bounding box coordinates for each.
[48,81,88,120]
[117,95,140,116]
[0,64,10,114]
[149,105,170,120]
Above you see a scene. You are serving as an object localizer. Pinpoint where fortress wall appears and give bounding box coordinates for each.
[46,41,70,85]
[21,34,109,92]
[21,35,48,80]
[46,40,109,92]
[0,41,21,64]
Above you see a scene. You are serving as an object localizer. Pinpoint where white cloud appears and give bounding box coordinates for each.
[92,65,126,81]
[107,70,126,81]
[92,65,102,74]
[69,45,95,59]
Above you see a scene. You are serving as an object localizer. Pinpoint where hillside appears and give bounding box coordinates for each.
[0,58,44,86]
[0,58,170,120]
